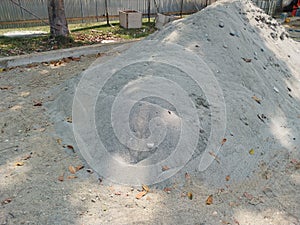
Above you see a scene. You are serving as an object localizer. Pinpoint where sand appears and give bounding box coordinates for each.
[1,0,300,224]
[69,0,300,187]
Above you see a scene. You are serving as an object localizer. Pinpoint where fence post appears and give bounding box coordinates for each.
[148,0,151,23]
[80,0,84,23]
[96,0,99,22]
[104,0,109,25]
[180,0,184,17]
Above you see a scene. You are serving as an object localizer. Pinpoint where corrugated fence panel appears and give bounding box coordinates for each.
[0,0,207,27]
[0,0,23,21]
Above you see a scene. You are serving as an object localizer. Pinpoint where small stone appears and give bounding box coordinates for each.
[273,87,279,93]
[270,32,277,40]
[229,29,236,36]
[20,91,30,97]
[219,22,224,28]
[285,33,289,38]
[212,211,218,215]
[146,143,154,149]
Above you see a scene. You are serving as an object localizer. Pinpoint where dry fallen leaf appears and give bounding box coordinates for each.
[68,165,76,174]
[163,187,172,193]
[162,165,170,171]
[221,138,227,145]
[51,60,62,67]
[56,138,62,145]
[243,192,253,200]
[62,57,72,63]
[58,174,64,182]
[1,198,12,205]
[225,175,230,181]
[26,63,38,68]
[135,191,147,199]
[72,57,81,61]
[76,165,84,171]
[15,162,24,166]
[33,100,43,106]
[252,95,261,104]
[20,91,30,97]
[10,105,22,111]
[185,172,191,180]
[66,145,75,151]
[0,86,13,90]
[291,159,298,164]
[67,175,78,179]
[206,195,213,205]
[242,57,252,63]
[249,149,255,155]
[187,192,193,200]
[142,184,150,193]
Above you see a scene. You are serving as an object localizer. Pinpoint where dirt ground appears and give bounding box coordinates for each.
[0,51,299,225]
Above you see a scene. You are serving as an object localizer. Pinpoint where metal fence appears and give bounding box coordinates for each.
[0,0,208,28]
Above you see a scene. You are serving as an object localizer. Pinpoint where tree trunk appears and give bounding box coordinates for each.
[48,0,69,37]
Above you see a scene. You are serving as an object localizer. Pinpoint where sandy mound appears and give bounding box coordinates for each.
[48,0,300,187]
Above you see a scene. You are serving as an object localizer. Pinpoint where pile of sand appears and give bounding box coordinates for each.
[48,0,300,187]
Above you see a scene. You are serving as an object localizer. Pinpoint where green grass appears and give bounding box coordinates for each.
[0,19,156,57]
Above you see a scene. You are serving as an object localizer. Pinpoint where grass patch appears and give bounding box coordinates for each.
[0,19,156,57]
